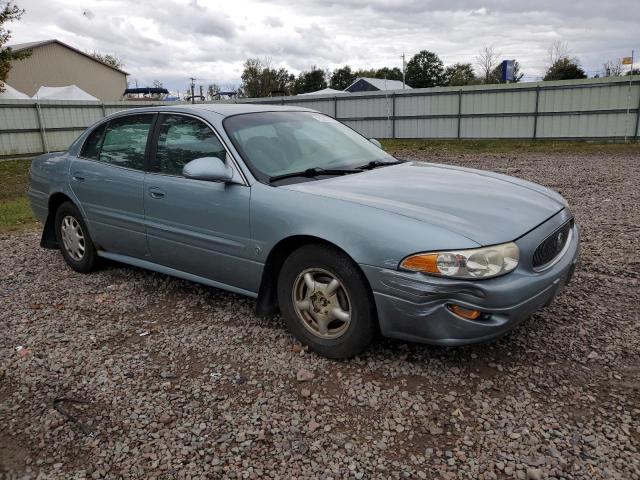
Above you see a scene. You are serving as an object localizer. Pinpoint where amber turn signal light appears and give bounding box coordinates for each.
[448,304,481,320]
[400,253,439,273]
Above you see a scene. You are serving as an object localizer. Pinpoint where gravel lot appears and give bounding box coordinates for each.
[1,149,639,479]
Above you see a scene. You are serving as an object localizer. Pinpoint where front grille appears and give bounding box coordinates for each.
[532,219,574,269]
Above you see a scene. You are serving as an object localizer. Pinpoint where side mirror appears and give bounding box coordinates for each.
[369,138,383,149]
[183,156,235,182]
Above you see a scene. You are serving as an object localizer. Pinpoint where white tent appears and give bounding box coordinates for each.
[33,85,99,101]
[298,88,346,96]
[0,83,30,99]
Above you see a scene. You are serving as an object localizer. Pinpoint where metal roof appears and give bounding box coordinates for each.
[345,77,411,91]
[8,39,129,75]
[298,88,346,96]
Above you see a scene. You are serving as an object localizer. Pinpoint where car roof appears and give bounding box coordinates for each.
[114,103,316,118]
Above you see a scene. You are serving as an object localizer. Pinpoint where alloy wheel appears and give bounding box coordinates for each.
[292,268,352,339]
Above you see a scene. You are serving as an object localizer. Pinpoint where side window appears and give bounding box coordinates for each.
[154,115,226,176]
[99,115,154,170]
[80,123,106,160]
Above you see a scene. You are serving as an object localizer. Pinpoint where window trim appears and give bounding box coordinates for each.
[147,111,248,185]
[77,112,158,173]
[78,122,107,161]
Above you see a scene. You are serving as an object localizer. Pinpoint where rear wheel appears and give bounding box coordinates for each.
[54,201,97,273]
[277,244,376,359]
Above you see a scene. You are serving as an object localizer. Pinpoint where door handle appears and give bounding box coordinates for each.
[72,172,85,182]
[148,187,165,199]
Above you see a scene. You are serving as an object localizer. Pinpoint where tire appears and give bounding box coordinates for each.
[277,244,377,359]
[54,201,97,273]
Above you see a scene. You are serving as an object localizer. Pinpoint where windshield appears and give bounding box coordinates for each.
[223,111,396,183]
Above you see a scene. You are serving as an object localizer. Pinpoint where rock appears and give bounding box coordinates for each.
[296,368,315,382]
[526,468,543,480]
[159,415,173,425]
[2,151,638,480]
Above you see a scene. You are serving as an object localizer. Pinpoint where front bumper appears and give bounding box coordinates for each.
[362,209,580,346]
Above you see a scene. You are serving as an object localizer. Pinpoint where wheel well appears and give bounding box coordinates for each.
[40,193,74,249]
[255,235,370,317]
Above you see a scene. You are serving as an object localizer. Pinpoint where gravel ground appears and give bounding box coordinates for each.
[1,149,639,479]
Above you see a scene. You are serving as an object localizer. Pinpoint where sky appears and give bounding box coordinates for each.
[7,0,640,93]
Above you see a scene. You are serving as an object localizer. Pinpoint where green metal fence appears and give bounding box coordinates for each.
[1,76,639,158]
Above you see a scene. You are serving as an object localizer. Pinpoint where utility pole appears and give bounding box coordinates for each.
[189,77,196,104]
[199,85,204,102]
[401,52,406,89]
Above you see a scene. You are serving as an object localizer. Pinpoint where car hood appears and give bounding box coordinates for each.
[282,162,566,246]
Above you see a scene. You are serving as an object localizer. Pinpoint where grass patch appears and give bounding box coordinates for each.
[381,139,640,155]
[0,159,36,231]
[0,197,36,231]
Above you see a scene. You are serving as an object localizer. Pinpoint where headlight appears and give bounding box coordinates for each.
[400,242,519,279]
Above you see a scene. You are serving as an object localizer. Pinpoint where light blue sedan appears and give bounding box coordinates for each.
[28,105,579,358]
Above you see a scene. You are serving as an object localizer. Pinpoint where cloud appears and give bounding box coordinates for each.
[264,16,283,28]
[153,0,236,39]
[7,0,638,91]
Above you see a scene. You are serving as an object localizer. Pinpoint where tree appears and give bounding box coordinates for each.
[269,67,295,95]
[603,59,623,77]
[543,58,587,81]
[444,63,478,86]
[152,79,163,89]
[353,68,377,79]
[238,58,294,97]
[331,65,356,90]
[90,51,124,69]
[239,58,262,97]
[0,2,28,93]
[548,40,570,66]
[488,60,524,83]
[293,65,327,94]
[405,50,445,88]
[375,66,403,81]
[207,83,220,99]
[476,45,500,83]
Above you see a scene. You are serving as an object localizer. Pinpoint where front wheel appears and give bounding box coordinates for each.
[277,244,377,359]
[54,201,97,273]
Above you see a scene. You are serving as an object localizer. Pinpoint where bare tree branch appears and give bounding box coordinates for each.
[475,45,500,84]
[548,40,570,66]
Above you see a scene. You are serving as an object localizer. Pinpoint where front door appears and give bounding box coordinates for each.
[69,113,155,258]
[143,113,258,294]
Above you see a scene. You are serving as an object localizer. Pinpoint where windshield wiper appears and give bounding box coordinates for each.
[356,159,405,170]
[269,167,360,183]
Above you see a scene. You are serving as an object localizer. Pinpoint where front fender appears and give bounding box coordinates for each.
[250,182,479,270]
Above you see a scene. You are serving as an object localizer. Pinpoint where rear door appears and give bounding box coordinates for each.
[143,113,258,294]
[70,113,155,258]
